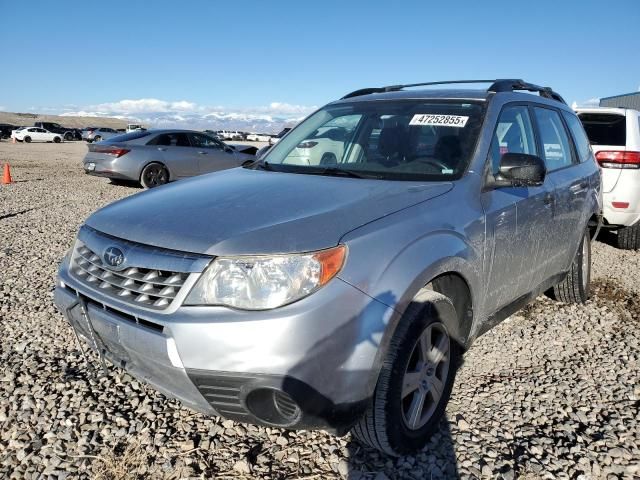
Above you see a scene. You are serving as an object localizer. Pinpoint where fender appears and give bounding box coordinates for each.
[339,226,484,399]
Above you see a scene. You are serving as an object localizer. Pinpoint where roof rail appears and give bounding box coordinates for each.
[488,79,567,104]
[341,79,567,104]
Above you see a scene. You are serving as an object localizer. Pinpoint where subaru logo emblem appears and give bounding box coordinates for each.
[103,246,125,268]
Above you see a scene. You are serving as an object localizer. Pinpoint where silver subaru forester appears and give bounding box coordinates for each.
[55,79,602,455]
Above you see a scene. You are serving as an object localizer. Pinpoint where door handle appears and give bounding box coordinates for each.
[198,151,208,155]
[157,147,167,151]
[569,182,587,194]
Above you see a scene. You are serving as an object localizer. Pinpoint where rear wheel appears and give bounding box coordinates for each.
[24,136,31,143]
[552,228,591,303]
[616,224,640,250]
[64,132,73,141]
[351,291,461,456]
[140,162,169,189]
[53,136,61,143]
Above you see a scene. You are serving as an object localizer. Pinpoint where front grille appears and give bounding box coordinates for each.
[71,242,189,309]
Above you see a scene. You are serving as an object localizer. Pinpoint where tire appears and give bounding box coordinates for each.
[140,162,169,189]
[24,136,31,143]
[616,224,640,250]
[64,132,73,141]
[351,291,461,456]
[320,153,337,165]
[552,228,591,303]
[53,136,61,143]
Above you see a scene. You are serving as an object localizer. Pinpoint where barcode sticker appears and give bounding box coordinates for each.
[409,114,469,128]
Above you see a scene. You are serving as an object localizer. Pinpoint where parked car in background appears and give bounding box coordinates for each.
[247,133,271,142]
[82,127,120,143]
[82,129,257,188]
[217,130,244,141]
[0,123,17,139]
[56,79,601,456]
[126,124,145,133]
[12,127,63,143]
[269,127,291,145]
[33,122,81,141]
[576,107,640,249]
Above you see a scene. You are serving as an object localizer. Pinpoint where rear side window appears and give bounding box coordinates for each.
[577,113,626,146]
[562,111,592,163]
[148,133,190,147]
[488,105,537,174]
[533,107,575,172]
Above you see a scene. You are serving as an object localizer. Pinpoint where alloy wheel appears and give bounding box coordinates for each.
[401,322,451,430]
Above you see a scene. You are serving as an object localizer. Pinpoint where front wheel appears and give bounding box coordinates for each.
[24,136,31,143]
[351,291,461,456]
[54,136,61,143]
[64,132,73,141]
[552,228,591,303]
[140,162,169,189]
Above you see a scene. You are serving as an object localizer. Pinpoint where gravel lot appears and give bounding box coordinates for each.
[1,141,638,479]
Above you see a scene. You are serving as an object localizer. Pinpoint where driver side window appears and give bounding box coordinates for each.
[489,106,537,174]
[190,133,223,149]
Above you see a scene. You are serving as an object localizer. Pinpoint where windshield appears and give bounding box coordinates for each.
[261,101,484,180]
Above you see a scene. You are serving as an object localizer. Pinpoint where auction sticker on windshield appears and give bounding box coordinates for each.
[409,114,469,127]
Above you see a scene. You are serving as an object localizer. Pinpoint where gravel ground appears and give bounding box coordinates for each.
[1,141,638,479]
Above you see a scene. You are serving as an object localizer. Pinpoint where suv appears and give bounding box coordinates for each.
[81,127,120,143]
[55,79,601,455]
[575,107,640,249]
[34,122,80,141]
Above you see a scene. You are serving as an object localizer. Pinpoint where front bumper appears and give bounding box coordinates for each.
[55,257,391,432]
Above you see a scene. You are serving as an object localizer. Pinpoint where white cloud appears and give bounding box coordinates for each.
[0,106,5,111]
[57,97,317,132]
[59,98,317,132]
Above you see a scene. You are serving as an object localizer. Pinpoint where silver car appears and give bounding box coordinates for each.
[55,79,601,455]
[82,129,257,188]
[82,127,121,143]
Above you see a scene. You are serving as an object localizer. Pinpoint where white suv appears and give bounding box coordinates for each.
[576,107,640,249]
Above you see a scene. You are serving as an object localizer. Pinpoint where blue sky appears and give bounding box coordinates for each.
[1,0,639,128]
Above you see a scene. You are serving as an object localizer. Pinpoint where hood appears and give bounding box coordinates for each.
[86,168,453,256]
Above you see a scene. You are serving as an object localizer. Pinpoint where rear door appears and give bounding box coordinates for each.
[188,133,241,173]
[34,128,48,141]
[148,132,199,178]
[532,107,588,276]
[481,104,555,314]
[577,111,627,192]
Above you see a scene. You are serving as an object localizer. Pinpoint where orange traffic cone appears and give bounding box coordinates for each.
[2,163,13,184]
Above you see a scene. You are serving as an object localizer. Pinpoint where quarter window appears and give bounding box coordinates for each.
[489,105,537,174]
[562,111,592,163]
[533,107,575,172]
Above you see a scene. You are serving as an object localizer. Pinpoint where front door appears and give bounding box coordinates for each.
[188,132,240,174]
[481,104,555,315]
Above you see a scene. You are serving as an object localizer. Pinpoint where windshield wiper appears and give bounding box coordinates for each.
[312,167,370,179]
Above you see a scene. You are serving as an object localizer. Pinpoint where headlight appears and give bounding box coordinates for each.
[185,245,346,310]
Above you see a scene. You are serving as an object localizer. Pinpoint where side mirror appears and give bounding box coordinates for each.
[493,152,546,188]
[256,145,271,160]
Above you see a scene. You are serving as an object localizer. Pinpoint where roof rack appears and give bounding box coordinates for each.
[341,79,567,105]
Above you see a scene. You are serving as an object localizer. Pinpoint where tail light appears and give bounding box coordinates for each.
[297,141,318,149]
[91,146,130,157]
[611,202,629,209]
[595,151,640,169]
